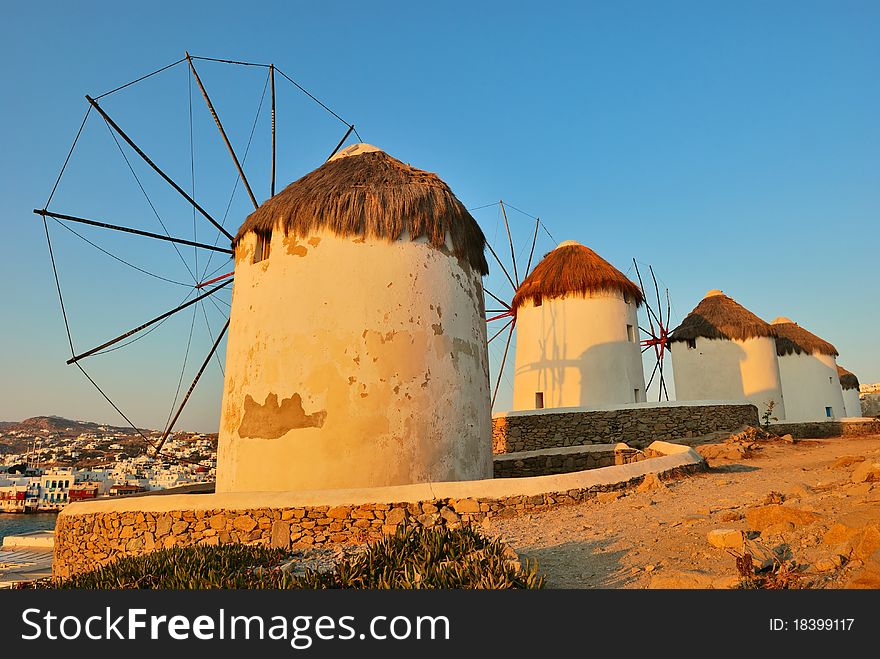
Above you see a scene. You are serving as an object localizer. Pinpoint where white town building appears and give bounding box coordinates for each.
[669,290,786,421]
[838,365,863,418]
[511,241,646,410]
[771,317,846,422]
[216,143,493,493]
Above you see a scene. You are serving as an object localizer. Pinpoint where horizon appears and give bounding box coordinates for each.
[2,1,878,432]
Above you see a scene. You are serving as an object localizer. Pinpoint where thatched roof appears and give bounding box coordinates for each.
[770,318,839,357]
[510,241,643,312]
[668,290,774,344]
[837,365,860,390]
[234,144,488,274]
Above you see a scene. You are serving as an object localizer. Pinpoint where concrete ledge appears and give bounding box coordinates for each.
[2,530,54,549]
[53,442,705,578]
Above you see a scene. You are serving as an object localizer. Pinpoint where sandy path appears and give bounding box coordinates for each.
[480,434,880,588]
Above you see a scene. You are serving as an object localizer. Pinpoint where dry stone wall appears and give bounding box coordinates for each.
[769,419,880,439]
[53,445,705,578]
[493,403,759,454]
[493,444,643,478]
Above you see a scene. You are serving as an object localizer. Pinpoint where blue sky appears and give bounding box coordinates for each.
[1,1,877,431]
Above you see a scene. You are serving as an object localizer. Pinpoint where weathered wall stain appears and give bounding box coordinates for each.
[238,392,327,438]
[283,235,309,257]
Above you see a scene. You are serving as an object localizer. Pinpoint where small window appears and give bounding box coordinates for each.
[534,294,542,307]
[634,388,640,403]
[626,324,636,343]
[825,407,833,418]
[535,392,544,409]
[686,338,697,350]
[254,231,271,263]
[623,291,630,304]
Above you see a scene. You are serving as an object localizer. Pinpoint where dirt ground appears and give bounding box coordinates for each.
[480,433,880,588]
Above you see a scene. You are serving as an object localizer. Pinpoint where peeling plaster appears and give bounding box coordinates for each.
[238,393,327,438]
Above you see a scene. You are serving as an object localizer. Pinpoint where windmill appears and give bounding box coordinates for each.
[471,200,556,409]
[632,259,672,402]
[35,53,361,462]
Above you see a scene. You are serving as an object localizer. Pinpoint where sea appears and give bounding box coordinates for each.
[0,513,58,544]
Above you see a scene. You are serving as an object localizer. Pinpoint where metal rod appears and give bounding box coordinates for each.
[154,318,230,455]
[488,318,513,344]
[650,265,663,328]
[633,259,663,333]
[328,124,355,160]
[85,95,234,242]
[492,321,516,407]
[486,310,514,323]
[525,216,540,277]
[646,357,661,392]
[189,55,270,68]
[34,209,233,254]
[94,57,187,100]
[485,240,517,291]
[484,288,511,310]
[196,271,234,289]
[270,64,276,197]
[66,280,231,365]
[186,53,259,210]
[499,200,518,286]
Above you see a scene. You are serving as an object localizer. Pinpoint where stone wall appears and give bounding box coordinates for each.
[53,442,705,578]
[493,402,759,454]
[493,444,643,478]
[769,419,880,439]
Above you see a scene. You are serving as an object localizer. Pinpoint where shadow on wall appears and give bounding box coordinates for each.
[678,339,747,402]
[514,339,639,408]
[576,341,640,407]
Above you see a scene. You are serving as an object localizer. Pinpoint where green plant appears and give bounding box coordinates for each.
[761,399,778,430]
[28,525,544,590]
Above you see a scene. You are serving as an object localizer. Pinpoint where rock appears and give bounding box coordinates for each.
[846,483,874,497]
[327,506,351,519]
[637,474,666,492]
[416,512,440,528]
[384,507,408,527]
[648,570,738,589]
[845,549,880,589]
[452,498,481,514]
[232,515,257,533]
[780,434,796,444]
[823,509,880,560]
[785,484,813,501]
[852,461,880,484]
[707,529,744,550]
[718,511,743,522]
[597,491,623,503]
[743,539,779,570]
[832,455,866,469]
[762,491,785,505]
[155,515,172,537]
[814,557,837,572]
[760,521,796,539]
[270,521,290,549]
[697,444,747,461]
[439,507,460,524]
[745,505,821,532]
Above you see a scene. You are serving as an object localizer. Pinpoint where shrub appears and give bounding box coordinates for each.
[31,525,543,590]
